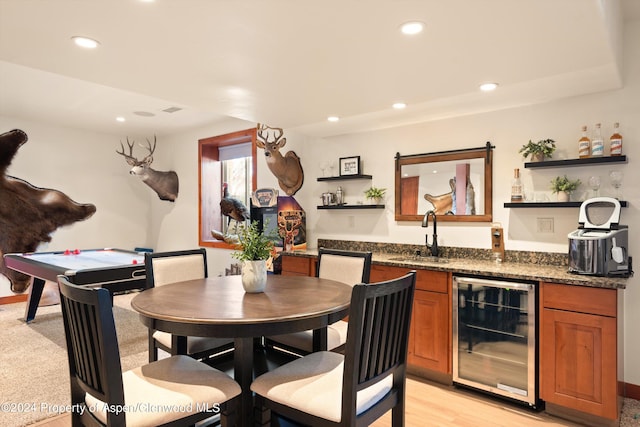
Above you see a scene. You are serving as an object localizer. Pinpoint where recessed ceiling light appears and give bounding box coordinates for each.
[400,21,424,35]
[479,82,498,92]
[71,36,100,49]
[327,116,340,122]
[116,117,126,123]
[392,102,407,110]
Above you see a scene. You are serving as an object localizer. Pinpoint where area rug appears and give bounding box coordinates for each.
[621,396,640,426]
[0,293,148,427]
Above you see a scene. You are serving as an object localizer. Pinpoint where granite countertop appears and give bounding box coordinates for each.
[282,249,628,290]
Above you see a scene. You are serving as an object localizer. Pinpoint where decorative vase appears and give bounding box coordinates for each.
[556,191,570,202]
[368,197,382,205]
[241,260,267,293]
[531,153,546,162]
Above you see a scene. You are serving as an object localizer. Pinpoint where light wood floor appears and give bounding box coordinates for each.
[30,375,582,427]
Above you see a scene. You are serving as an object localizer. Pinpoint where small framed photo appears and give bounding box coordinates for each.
[339,156,360,176]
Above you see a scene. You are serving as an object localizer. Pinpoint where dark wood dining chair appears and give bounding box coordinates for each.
[267,248,372,356]
[145,249,234,362]
[252,271,416,427]
[58,275,241,427]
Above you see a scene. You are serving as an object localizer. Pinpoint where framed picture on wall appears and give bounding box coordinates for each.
[339,156,360,176]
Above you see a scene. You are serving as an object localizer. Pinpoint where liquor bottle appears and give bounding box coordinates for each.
[578,126,591,158]
[610,122,623,156]
[591,123,604,157]
[511,168,523,202]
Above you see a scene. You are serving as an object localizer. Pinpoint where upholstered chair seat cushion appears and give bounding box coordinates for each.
[250,351,392,423]
[152,331,233,355]
[267,320,348,353]
[85,355,240,427]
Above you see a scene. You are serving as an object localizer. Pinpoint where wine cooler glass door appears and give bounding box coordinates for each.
[453,276,537,407]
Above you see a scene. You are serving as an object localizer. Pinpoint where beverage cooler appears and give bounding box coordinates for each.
[453,276,538,407]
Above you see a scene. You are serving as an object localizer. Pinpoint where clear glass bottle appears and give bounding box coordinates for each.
[335,186,344,205]
[610,122,623,156]
[511,168,523,202]
[591,123,604,157]
[578,125,591,158]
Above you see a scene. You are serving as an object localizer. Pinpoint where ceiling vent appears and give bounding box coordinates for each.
[162,106,182,113]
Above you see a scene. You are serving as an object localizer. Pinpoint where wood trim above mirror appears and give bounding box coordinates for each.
[394,145,493,222]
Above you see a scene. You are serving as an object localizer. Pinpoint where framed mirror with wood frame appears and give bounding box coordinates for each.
[395,145,493,222]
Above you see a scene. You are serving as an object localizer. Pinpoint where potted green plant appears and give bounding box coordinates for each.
[232,220,274,292]
[550,175,581,202]
[364,186,386,204]
[519,139,556,162]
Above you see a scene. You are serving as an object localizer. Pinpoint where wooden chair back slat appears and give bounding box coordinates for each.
[342,271,416,423]
[59,276,126,425]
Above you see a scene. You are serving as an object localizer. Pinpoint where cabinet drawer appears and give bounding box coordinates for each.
[370,264,411,282]
[541,282,617,317]
[370,265,448,293]
[281,256,314,276]
[415,269,449,293]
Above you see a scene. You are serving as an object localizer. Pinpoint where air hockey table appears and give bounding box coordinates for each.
[3,248,147,322]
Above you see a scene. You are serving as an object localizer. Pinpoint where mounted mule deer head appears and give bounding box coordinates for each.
[1,129,96,293]
[116,136,179,202]
[256,124,304,196]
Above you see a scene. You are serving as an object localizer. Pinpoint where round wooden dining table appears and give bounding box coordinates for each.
[130,274,352,427]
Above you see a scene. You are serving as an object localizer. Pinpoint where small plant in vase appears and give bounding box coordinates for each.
[550,175,581,202]
[232,220,275,293]
[364,186,386,205]
[519,139,556,162]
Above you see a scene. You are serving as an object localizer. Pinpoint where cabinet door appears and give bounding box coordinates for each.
[281,255,314,276]
[540,307,618,419]
[409,290,450,373]
[371,264,451,374]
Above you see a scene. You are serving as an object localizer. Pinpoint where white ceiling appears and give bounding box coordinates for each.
[1,0,638,139]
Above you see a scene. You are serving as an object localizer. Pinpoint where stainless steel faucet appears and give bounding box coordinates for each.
[421,210,439,257]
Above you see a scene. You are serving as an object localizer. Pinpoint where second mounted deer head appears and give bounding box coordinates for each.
[256,124,304,196]
[116,136,179,202]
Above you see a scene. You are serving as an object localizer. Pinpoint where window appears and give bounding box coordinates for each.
[198,128,257,248]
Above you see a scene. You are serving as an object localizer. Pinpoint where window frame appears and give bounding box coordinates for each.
[198,128,257,249]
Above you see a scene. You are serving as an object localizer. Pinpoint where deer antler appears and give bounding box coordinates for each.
[116,137,138,163]
[256,123,268,142]
[140,136,156,164]
[256,123,283,143]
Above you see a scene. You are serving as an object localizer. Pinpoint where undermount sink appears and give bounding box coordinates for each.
[388,256,449,264]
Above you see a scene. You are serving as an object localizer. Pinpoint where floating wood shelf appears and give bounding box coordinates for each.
[317,204,384,210]
[524,155,627,169]
[504,201,627,208]
[317,174,373,181]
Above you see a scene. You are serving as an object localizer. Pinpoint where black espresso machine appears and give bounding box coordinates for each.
[568,197,631,277]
